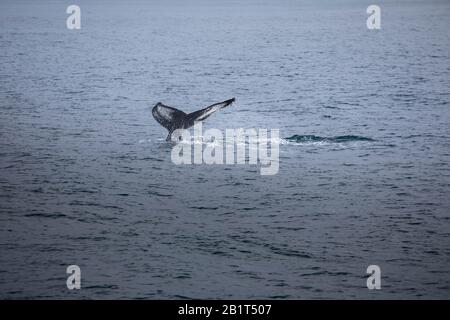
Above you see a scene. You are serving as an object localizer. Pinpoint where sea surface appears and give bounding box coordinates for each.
[0,0,449,299]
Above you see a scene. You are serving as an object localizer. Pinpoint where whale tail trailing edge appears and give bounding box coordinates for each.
[152,98,235,141]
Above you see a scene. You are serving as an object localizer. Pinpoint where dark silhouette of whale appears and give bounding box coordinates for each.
[152,98,235,141]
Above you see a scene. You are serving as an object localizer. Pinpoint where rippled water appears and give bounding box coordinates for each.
[0,0,449,299]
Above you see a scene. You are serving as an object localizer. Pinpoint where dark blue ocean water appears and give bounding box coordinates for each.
[0,0,449,299]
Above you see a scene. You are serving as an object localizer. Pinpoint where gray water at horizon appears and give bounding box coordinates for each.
[0,0,449,299]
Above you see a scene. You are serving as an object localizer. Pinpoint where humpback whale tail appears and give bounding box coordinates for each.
[152,98,235,141]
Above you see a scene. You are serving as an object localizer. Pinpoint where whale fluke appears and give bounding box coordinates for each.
[152,98,235,141]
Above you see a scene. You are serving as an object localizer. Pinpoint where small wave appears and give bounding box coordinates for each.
[284,135,374,143]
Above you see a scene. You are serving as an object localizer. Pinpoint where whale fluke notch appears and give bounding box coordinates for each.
[152,98,235,141]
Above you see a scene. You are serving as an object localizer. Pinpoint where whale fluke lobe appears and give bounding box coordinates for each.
[187,98,235,123]
[152,102,187,139]
[152,98,235,141]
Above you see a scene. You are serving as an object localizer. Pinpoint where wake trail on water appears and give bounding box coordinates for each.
[284,135,375,143]
[140,134,375,147]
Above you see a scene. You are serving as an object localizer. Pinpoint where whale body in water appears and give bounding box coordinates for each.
[152,98,235,141]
